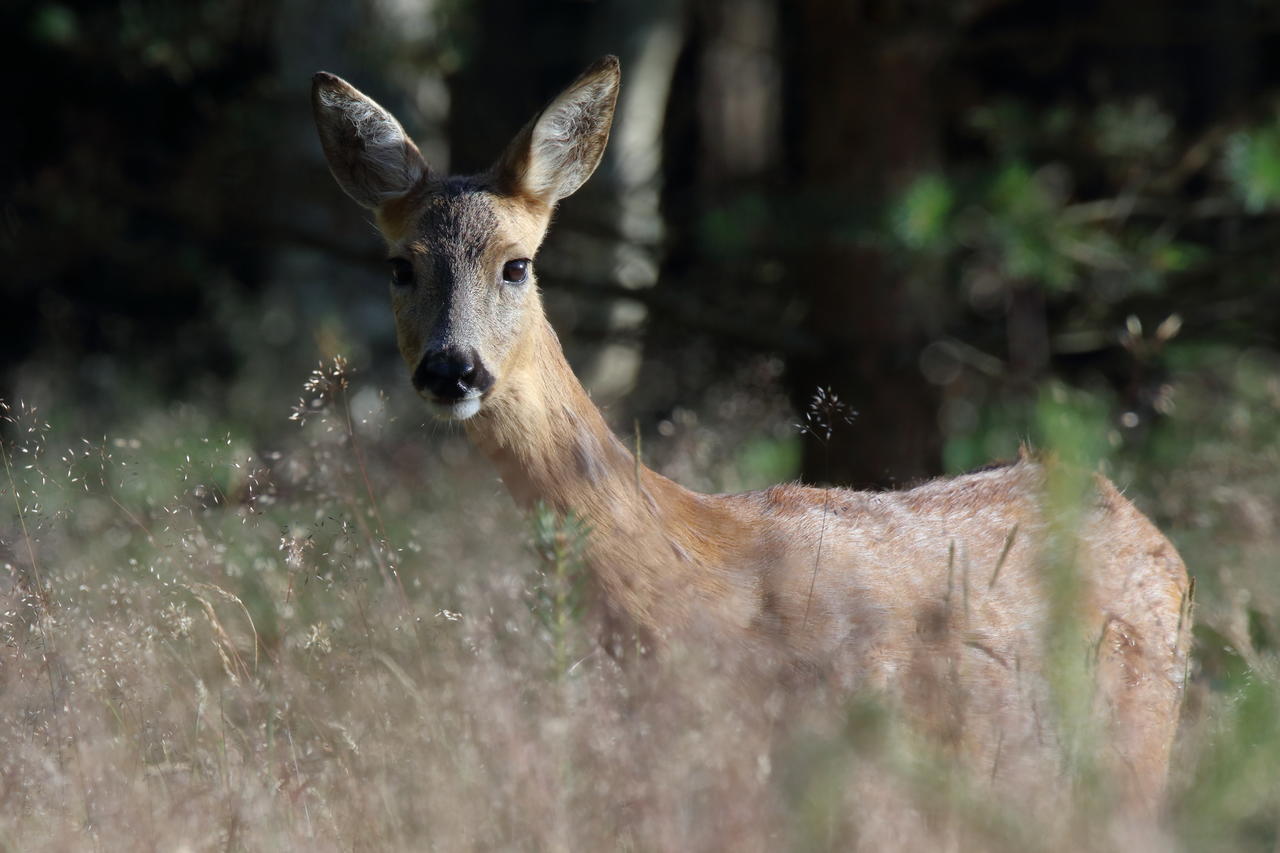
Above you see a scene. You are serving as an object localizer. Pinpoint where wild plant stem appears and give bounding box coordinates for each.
[2,438,61,718]
[2,432,94,829]
[555,534,570,678]
[342,388,389,546]
[2,438,47,605]
[801,442,832,630]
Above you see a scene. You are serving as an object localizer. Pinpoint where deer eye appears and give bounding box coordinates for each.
[502,258,530,284]
[389,258,414,287]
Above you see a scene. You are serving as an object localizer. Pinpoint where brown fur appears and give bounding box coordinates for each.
[312,57,1192,825]
[472,308,1190,816]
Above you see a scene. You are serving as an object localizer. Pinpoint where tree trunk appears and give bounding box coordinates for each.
[781,2,946,489]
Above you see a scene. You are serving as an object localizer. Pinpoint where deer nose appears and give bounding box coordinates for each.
[413,347,493,400]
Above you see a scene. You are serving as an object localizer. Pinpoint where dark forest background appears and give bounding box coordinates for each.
[5,0,1280,488]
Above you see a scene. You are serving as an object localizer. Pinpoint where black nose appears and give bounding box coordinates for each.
[413,347,493,400]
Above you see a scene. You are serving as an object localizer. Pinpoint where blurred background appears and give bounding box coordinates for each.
[4,1,1280,846]
[6,0,1280,488]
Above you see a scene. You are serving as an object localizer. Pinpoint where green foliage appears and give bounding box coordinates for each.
[29,3,78,45]
[1226,117,1280,213]
[1177,674,1280,851]
[974,161,1138,295]
[1034,381,1110,472]
[698,193,772,259]
[891,173,954,251]
[734,435,802,489]
[926,92,1280,326]
[985,162,1078,290]
[1094,97,1174,160]
[1034,385,1113,781]
[1142,232,1208,275]
[528,501,591,676]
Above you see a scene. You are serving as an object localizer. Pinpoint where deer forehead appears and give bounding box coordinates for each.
[378,180,550,264]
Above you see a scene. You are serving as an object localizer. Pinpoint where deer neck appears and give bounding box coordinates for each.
[467,312,633,513]
[465,309,748,629]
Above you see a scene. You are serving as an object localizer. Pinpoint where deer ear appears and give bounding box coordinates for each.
[311,72,428,210]
[496,56,620,206]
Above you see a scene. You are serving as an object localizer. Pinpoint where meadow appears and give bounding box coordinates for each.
[2,339,1278,852]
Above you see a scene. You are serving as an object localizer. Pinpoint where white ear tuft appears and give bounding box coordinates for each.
[311,72,428,210]
[497,56,620,205]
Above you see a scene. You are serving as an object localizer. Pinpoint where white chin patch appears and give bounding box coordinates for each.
[428,396,482,421]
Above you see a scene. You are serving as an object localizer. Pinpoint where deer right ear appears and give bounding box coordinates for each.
[311,72,428,210]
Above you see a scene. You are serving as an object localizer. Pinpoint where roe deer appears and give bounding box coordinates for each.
[311,57,1192,817]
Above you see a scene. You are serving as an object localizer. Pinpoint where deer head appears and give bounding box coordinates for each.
[311,57,620,420]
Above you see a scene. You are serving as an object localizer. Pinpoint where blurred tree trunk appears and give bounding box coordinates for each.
[628,0,787,448]
[781,2,946,488]
[568,0,687,401]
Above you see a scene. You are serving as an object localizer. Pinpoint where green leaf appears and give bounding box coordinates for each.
[1226,121,1280,213]
[891,174,954,251]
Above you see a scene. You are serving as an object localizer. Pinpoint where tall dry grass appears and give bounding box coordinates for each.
[1,350,1278,852]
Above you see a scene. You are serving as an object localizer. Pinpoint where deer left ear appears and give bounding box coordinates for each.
[311,71,429,210]
[496,56,620,206]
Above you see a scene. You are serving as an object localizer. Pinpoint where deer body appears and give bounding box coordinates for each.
[313,57,1191,816]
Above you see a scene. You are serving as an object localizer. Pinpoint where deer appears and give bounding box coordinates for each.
[311,56,1192,822]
